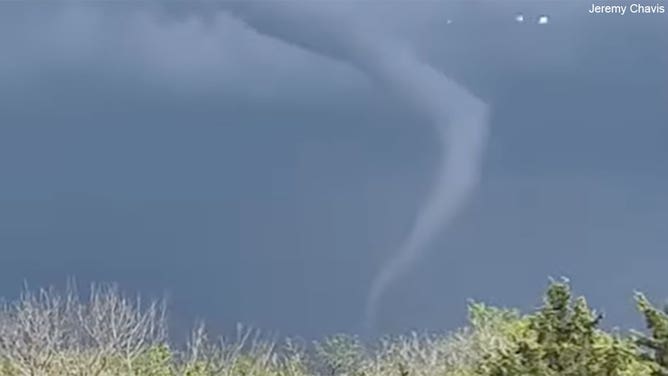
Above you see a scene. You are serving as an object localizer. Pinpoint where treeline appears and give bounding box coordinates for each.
[0,280,667,375]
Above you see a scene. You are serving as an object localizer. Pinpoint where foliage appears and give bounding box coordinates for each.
[133,345,174,376]
[632,292,668,376]
[0,280,668,375]
[476,279,654,376]
[314,334,366,375]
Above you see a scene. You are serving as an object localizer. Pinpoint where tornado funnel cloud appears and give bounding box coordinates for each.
[363,89,488,334]
[220,3,490,336]
[338,43,490,334]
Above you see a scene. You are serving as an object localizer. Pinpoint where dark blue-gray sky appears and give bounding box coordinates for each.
[0,1,667,340]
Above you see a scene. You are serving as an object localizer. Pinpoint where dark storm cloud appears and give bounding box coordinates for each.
[1,1,664,101]
[0,2,367,110]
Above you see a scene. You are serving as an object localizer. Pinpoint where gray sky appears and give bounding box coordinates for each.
[0,1,667,340]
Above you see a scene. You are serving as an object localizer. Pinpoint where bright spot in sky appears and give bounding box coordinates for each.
[515,13,524,23]
[446,19,453,24]
[538,15,550,24]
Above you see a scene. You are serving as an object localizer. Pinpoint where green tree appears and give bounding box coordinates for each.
[632,292,668,376]
[477,279,653,376]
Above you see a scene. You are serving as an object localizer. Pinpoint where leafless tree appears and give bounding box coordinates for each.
[176,322,299,376]
[76,283,167,375]
[0,281,168,376]
[0,284,78,375]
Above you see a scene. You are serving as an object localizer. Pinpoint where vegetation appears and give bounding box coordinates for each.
[0,279,668,375]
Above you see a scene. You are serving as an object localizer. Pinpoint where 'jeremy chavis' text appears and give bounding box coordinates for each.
[589,3,666,15]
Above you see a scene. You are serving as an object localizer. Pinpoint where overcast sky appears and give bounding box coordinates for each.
[0,1,667,340]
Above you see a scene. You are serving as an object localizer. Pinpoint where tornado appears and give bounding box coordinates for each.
[221,2,490,335]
